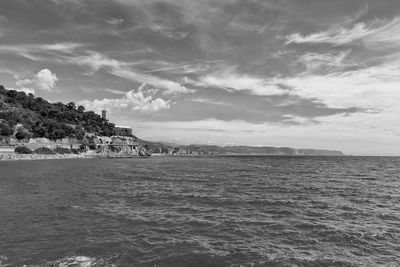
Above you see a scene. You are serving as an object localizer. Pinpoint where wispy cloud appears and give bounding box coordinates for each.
[277,64,400,109]
[0,42,84,61]
[0,15,7,38]
[286,16,400,48]
[149,24,188,40]
[188,98,231,106]
[107,18,124,25]
[297,51,356,73]
[104,88,126,95]
[1,0,400,154]
[143,60,224,74]
[0,41,194,95]
[71,51,194,95]
[50,0,84,6]
[198,68,286,96]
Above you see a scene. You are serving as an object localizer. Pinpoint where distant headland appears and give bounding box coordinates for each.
[0,85,344,160]
[138,140,345,156]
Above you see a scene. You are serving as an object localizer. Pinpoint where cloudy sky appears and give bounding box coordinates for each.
[1,0,400,155]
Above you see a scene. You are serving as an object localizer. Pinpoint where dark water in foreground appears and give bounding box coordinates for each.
[0,156,399,267]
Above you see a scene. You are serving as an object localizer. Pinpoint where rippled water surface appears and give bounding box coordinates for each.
[0,156,400,266]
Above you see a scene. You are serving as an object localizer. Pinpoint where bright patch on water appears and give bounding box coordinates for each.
[47,256,97,267]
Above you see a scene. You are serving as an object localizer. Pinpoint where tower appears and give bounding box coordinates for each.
[102,110,106,120]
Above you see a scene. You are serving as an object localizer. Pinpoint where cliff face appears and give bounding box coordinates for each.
[95,136,151,157]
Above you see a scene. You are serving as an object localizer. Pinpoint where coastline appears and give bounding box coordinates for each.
[0,151,152,161]
[0,152,95,161]
[0,153,349,161]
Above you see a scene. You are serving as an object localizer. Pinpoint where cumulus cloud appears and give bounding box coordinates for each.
[35,69,58,91]
[14,68,58,92]
[127,90,170,112]
[79,84,171,113]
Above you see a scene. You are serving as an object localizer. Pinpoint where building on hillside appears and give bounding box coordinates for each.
[114,126,132,136]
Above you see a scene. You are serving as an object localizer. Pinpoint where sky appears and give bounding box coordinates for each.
[0,0,400,155]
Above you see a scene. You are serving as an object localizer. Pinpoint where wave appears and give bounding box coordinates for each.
[0,256,9,267]
[143,253,361,267]
[46,256,98,267]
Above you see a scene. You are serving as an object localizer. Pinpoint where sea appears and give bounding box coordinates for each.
[0,156,399,267]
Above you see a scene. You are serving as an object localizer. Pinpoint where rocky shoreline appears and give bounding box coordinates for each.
[0,151,150,161]
[0,152,94,161]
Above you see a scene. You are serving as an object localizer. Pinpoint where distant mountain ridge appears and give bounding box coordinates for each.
[181,145,344,156]
[140,141,345,156]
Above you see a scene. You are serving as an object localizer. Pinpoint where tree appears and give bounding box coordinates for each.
[6,90,18,98]
[67,102,76,110]
[0,123,13,136]
[49,129,66,140]
[15,128,27,141]
[0,87,117,139]
[77,105,85,112]
[32,124,47,138]
[74,126,85,140]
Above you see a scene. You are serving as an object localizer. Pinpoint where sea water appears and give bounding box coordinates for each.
[0,156,399,266]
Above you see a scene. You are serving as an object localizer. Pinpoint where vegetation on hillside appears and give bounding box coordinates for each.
[0,85,115,140]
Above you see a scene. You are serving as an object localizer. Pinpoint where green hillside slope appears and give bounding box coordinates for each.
[0,85,115,140]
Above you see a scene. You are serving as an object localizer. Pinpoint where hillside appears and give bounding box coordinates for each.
[0,85,115,140]
[179,145,344,156]
[143,142,345,156]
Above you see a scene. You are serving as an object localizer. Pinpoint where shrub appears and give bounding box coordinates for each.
[14,146,33,154]
[34,147,56,155]
[53,147,71,154]
[70,148,84,154]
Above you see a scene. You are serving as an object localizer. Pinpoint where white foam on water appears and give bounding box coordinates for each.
[0,255,10,267]
[49,256,96,267]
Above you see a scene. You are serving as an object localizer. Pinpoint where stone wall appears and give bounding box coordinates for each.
[26,138,81,150]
